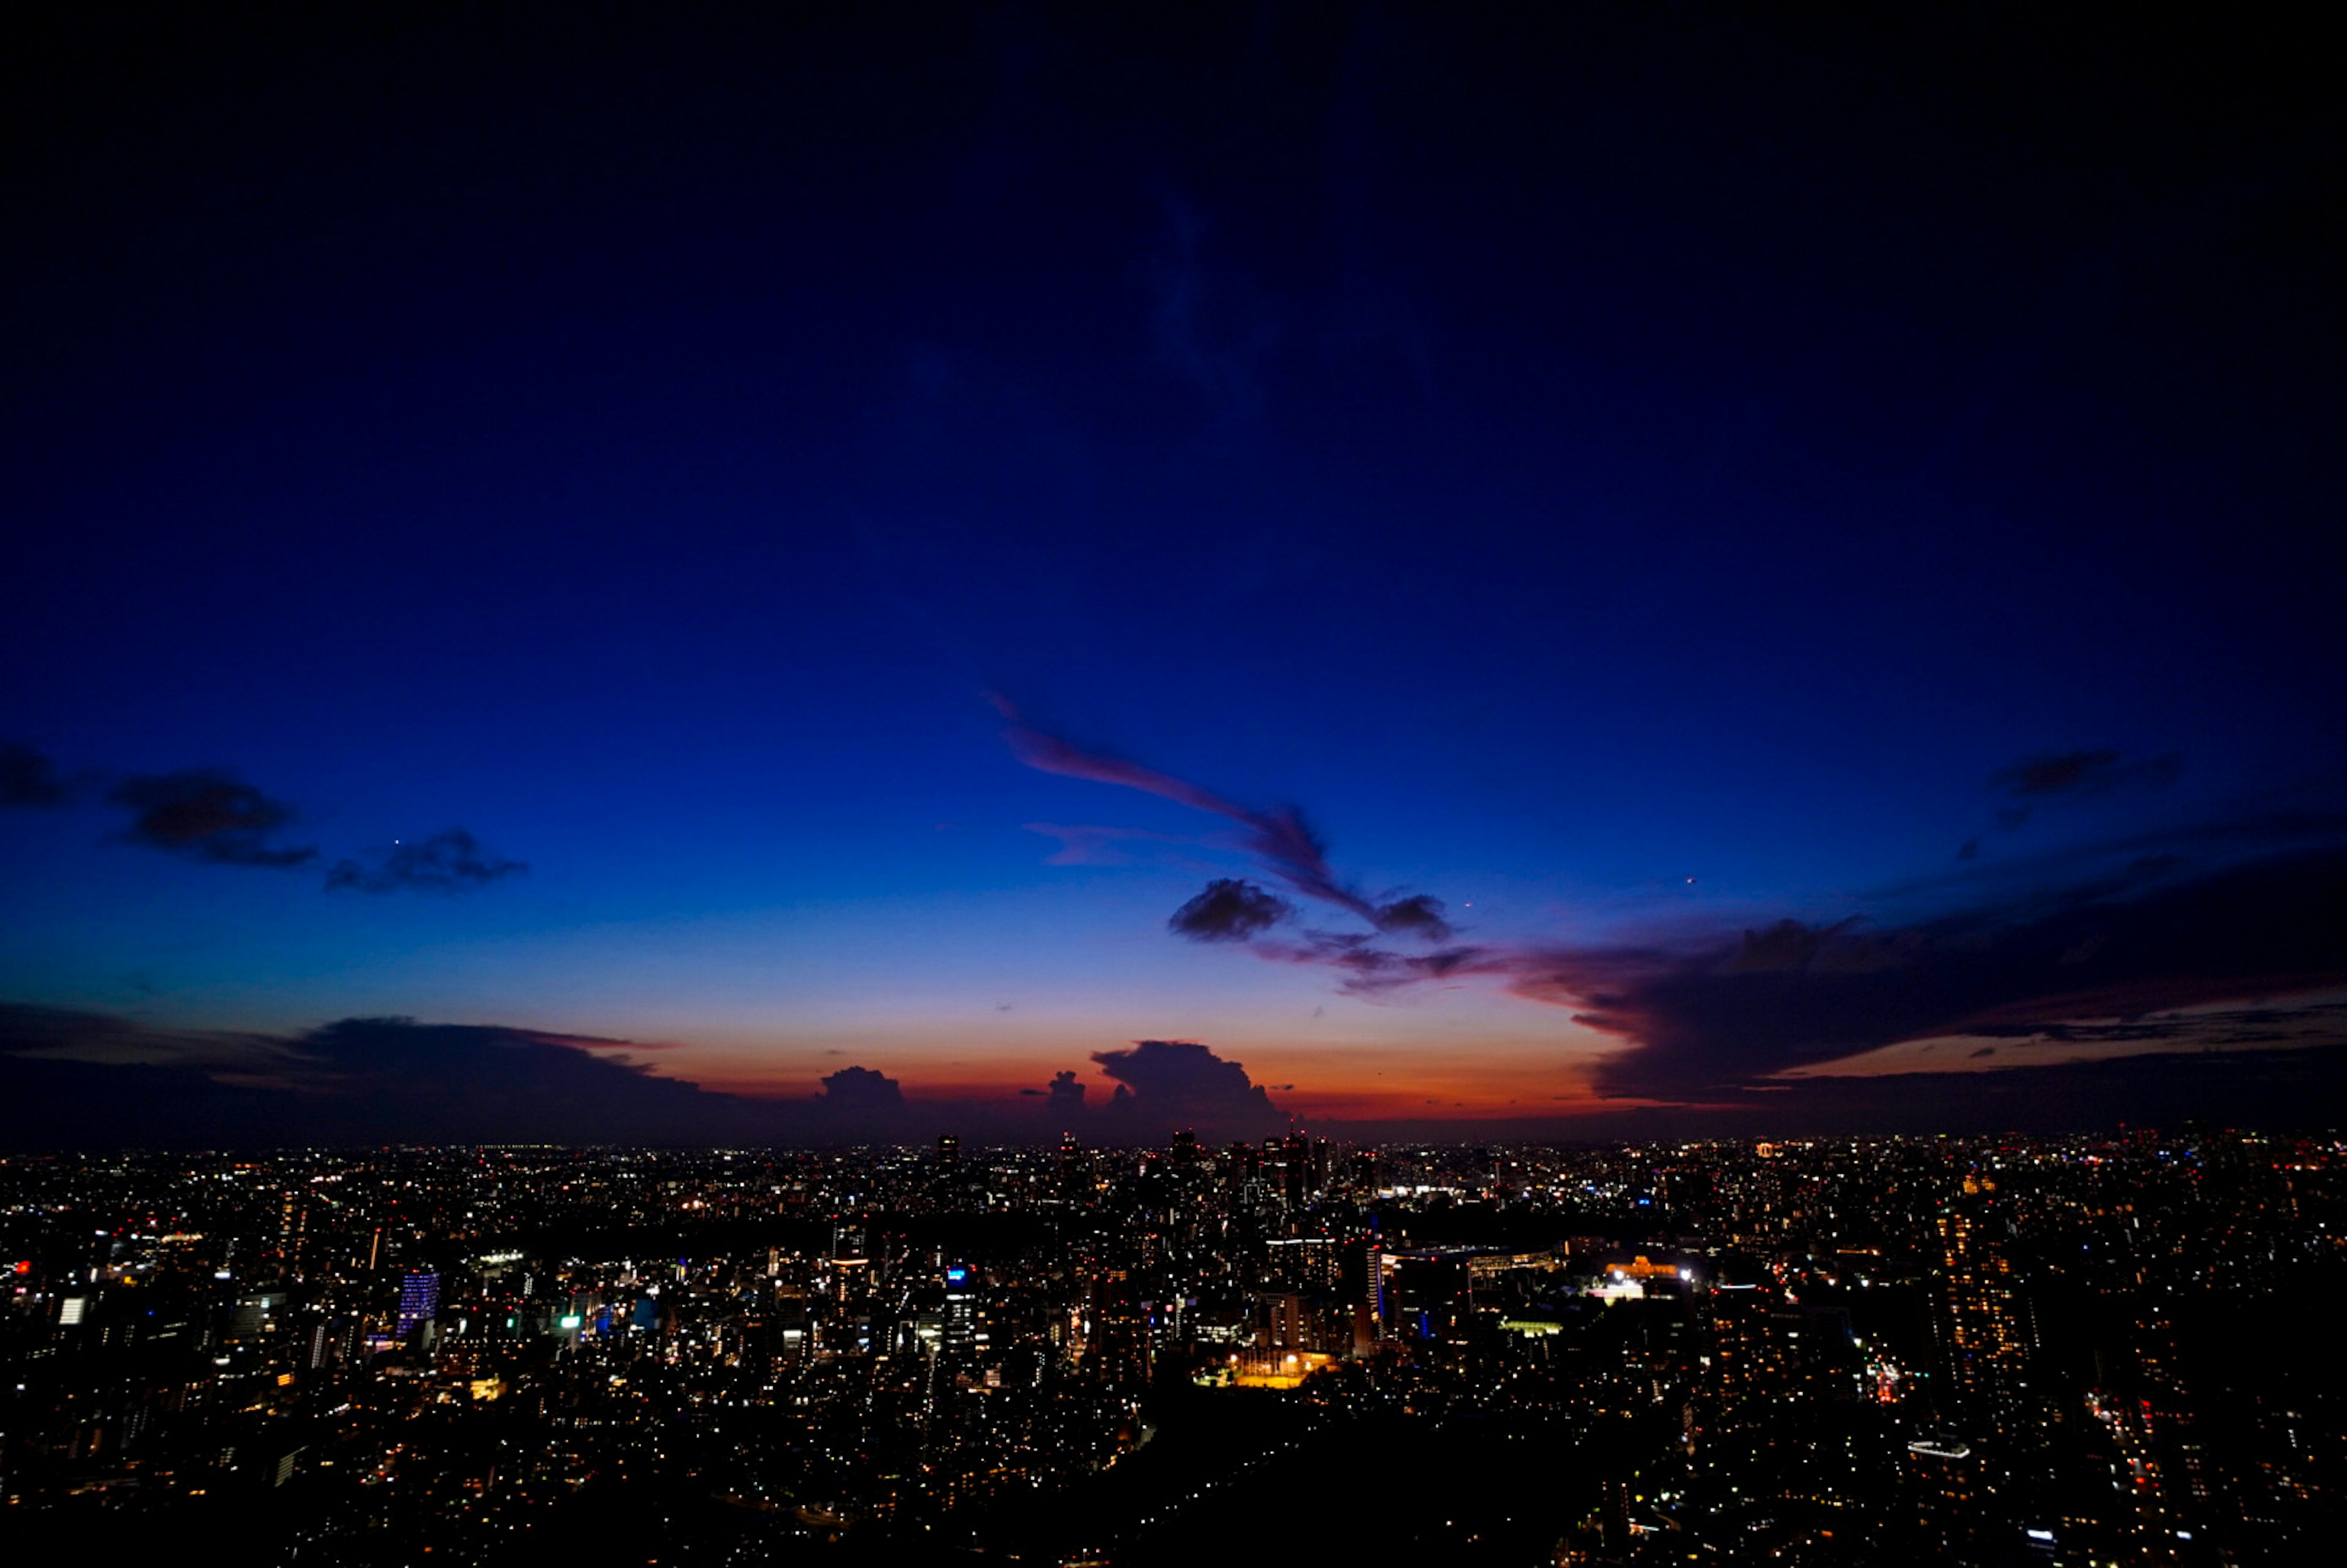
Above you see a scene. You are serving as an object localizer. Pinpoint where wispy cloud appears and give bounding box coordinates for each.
[1987,747,2182,830]
[1147,196,1276,426]
[326,827,526,895]
[996,697,1451,938]
[1,743,70,808]
[1023,821,1190,868]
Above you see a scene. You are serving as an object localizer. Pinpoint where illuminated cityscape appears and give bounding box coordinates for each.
[7,4,2342,1564]
[6,1130,2341,1562]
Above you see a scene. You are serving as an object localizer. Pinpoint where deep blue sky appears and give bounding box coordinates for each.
[4,4,2343,1141]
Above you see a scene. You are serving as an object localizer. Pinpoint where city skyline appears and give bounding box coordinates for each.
[6,1131,2337,1561]
[6,5,2344,1146]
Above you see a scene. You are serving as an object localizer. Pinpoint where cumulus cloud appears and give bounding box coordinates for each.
[326,827,526,895]
[1,743,69,808]
[1040,1069,1089,1115]
[0,1009,1302,1149]
[1090,1039,1285,1140]
[818,1064,906,1113]
[105,769,317,867]
[1169,877,1294,941]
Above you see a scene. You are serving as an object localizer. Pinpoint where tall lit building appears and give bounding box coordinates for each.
[821,1222,870,1312]
[943,1264,977,1354]
[396,1270,440,1342]
[1058,1132,1088,1206]
[1087,1268,1151,1387]
[274,1187,309,1277]
[1933,1197,2026,1423]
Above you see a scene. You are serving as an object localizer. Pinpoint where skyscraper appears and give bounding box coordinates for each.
[1933,1195,2026,1424]
[1058,1132,1088,1206]
[396,1270,440,1343]
[943,1264,977,1355]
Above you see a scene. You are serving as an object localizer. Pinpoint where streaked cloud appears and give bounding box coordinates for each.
[326,827,526,895]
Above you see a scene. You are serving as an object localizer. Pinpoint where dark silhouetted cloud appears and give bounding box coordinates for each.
[1045,1068,1087,1113]
[1008,711,2347,1106]
[292,1017,755,1140]
[105,769,316,867]
[1886,803,2347,907]
[1168,877,1294,941]
[0,1002,288,1072]
[1989,748,2183,829]
[1996,749,2183,799]
[819,1064,906,1112]
[1,743,68,807]
[0,1008,766,1146]
[0,1008,1013,1147]
[326,827,526,895]
[9,750,518,893]
[1373,893,1455,940]
[1255,929,1496,996]
[0,1008,1307,1149]
[1090,1039,1285,1140]
[1540,849,2347,1100]
[996,699,1447,940]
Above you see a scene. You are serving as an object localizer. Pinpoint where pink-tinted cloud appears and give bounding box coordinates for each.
[996,697,1448,937]
[523,1030,690,1054]
[1023,821,1189,867]
[1506,851,2347,1099]
[1001,705,2347,1105]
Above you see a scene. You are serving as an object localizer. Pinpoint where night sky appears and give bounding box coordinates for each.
[6,4,2343,1145]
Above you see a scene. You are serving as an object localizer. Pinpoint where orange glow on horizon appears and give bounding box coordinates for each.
[568,1013,1642,1124]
